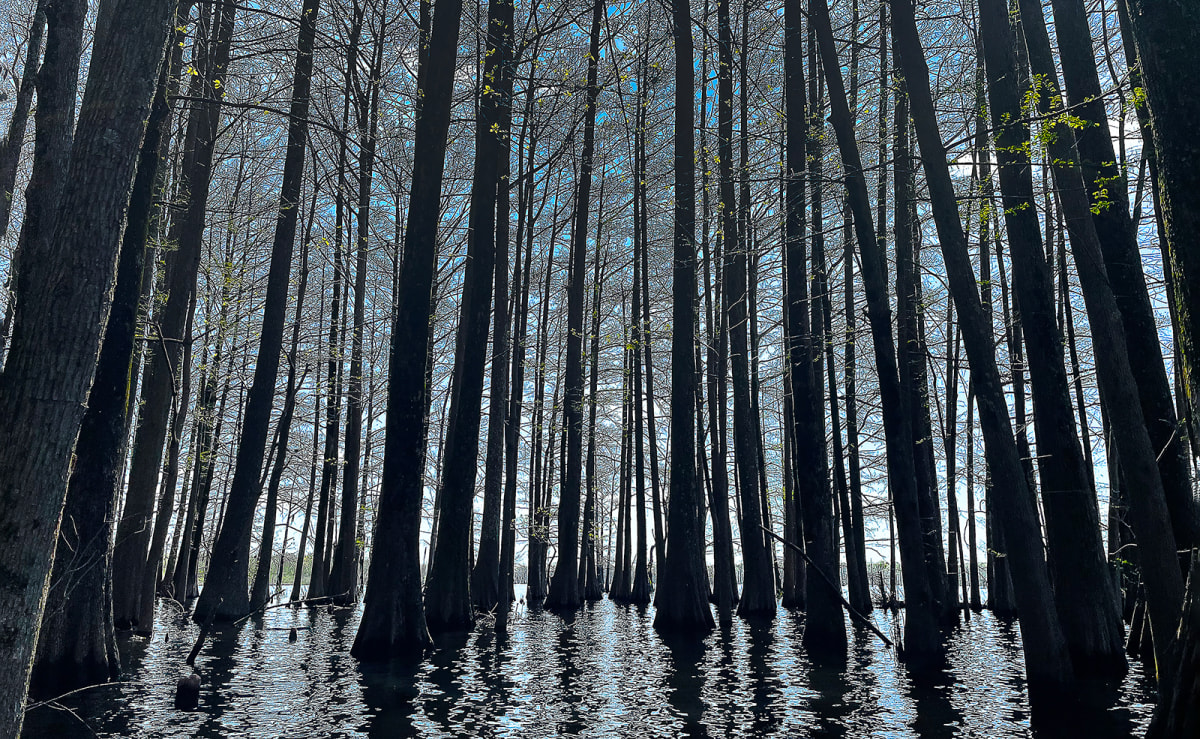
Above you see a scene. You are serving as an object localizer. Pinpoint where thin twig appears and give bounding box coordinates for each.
[43,701,99,738]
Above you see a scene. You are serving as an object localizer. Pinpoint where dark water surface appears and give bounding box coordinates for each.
[23,591,1154,737]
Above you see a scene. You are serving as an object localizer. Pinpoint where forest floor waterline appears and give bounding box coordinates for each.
[23,591,1155,738]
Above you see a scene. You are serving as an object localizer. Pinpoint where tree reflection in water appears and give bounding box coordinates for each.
[22,595,1154,737]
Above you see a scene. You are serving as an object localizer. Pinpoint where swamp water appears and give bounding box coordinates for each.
[23,590,1155,738]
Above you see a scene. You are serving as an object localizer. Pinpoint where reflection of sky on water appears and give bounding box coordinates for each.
[24,589,1154,738]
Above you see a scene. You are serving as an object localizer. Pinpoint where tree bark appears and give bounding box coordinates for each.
[192,0,320,622]
[1013,0,1184,689]
[330,6,386,607]
[1149,552,1200,738]
[894,77,949,625]
[780,13,807,611]
[809,0,938,661]
[308,116,350,603]
[3,0,82,365]
[653,0,712,632]
[250,227,312,612]
[580,178,605,601]
[720,0,774,619]
[545,0,602,611]
[423,5,507,621]
[845,4,884,619]
[113,0,237,631]
[782,0,842,655]
[0,0,173,727]
[976,0,1126,674]
[527,215,557,604]
[890,0,1075,701]
[629,180,652,606]
[943,307,962,613]
[289,296,323,603]
[499,78,540,624]
[611,320,632,602]
[352,0,462,657]
[470,0,516,614]
[28,41,178,697]
[640,74,666,583]
[1112,0,1200,481]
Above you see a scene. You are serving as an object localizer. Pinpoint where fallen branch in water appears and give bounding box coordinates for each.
[187,597,222,667]
[41,701,98,738]
[760,525,894,649]
[231,592,351,627]
[25,681,132,712]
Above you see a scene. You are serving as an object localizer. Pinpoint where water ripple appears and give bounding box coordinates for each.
[23,595,1154,738]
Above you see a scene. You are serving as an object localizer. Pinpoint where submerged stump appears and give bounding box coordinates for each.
[174,674,200,711]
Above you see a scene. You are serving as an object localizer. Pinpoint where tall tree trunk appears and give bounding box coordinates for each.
[630,172,652,606]
[894,75,949,625]
[1150,553,1200,738]
[826,41,869,608]
[843,3,880,616]
[944,309,962,612]
[580,179,606,601]
[289,247,324,603]
[309,114,350,603]
[965,386,981,610]
[2,0,82,362]
[1110,0,1200,495]
[1055,211,1095,509]
[330,4,387,607]
[779,16,806,609]
[250,364,306,611]
[611,318,632,602]
[1016,0,1185,688]
[250,223,312,612]
[805,151,845,648]
[783,0,842,654]
[28,40,178,695]
[1052,0,1198,553]
[977,0,1126,673]
[352,0,460,653]
[0,5,46,360]
[499,78,540,625]
[470,0,516,614]
[975,145,1016,618]
[890,0,1075,702]
[699,3,737,618]
[113,0,237,631]
[162,418,197,600]
[0,0,173,726]
[653,0,712,631]
[545,0,602,610]
[720,0,773,619]
[526,224,557,605]
[139,299,194,626]
[546,364,564,592]
[808,0,937,661]
[193,0,320,622]
[183,300,243,601]
[422,0,509,625]
[173,301,225,601]
[638,76,666,582]
[705,251,737,617]
[821,0,863,622]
